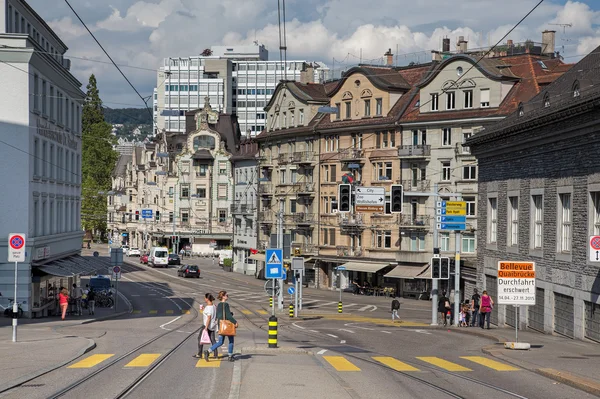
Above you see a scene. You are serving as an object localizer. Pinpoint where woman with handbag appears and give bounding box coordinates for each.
[479,290,494,329]
[205,291,238,362]
[194,293,218,359]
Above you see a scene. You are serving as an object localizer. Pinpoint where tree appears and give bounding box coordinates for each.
[201,48,213,56]
[81,75,117,238]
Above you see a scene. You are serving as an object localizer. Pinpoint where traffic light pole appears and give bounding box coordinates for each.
[431,183,439,326]
[277,199,284,311]
[454,195,462,327]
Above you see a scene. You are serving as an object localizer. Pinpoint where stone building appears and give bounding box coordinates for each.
[467,45,600,341]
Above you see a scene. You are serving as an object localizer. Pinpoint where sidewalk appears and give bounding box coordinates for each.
[451,325,600,396]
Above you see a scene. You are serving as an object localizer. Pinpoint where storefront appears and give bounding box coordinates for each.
[383,263,431,299]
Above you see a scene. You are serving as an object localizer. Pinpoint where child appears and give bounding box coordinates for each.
[460,304,468,327]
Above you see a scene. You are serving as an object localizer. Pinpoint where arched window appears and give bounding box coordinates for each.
[573,81,580,98]
[193,135,215,151]
[543,93,550,108]
[518,103,524,117]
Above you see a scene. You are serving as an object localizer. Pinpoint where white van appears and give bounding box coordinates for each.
[149,247,169,268]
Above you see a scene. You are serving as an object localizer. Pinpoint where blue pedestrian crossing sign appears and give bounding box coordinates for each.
[287,286,295,295]
[265,248,283,279]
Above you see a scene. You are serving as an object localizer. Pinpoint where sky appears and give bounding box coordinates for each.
[27,0,600,110]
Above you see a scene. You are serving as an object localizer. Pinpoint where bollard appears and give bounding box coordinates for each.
[269,296,273,308]
[268,316,278,348]
[338,301,343,313]
[289,303,294,318]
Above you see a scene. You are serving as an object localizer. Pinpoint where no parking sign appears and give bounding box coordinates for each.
[8,233,26,262]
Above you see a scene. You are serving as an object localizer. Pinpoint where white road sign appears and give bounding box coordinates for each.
[8,233,26,262]
[589,236,600,262]
[355,186,385,212]
[497,261,536,305]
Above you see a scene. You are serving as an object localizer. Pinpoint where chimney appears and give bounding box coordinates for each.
[384,48,393,66]
[431,51,442,62]
[542,30,556,55]
[507,39,513,47]
[457,36,468,53]
[442,38,450,52]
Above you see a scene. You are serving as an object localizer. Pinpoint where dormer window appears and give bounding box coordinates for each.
[573,81,580,98]
[518,104,524,117]
[544,93,550,108]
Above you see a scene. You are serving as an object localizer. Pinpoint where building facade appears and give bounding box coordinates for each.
[467,45,600,341]
[0,0,88,317]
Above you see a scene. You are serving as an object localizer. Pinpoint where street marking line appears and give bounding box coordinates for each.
[292,322,306,330]
[68,354,114,369]
[340,340,346,344]
[323,356,360,371]
[416,357,472,371]
[256,310,268,315]
[373,357,420,372]
[149,310,158,314]
[160,316,182,330]
[338,329,355,334]
[125,354,161,368]
[317,349,328,355]
[132,310,141,314]
[327,334,339,338]
[460,356,520,371]
[196,359,221,368]
[166,310,174,315]
[381,331,392,334]
[182,310,191,314]
[241,310,254,315]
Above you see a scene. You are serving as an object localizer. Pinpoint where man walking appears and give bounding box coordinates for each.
[72,283,83,316]
[391,298,401,322]
[471,288,481,327]
[87,287,96,315]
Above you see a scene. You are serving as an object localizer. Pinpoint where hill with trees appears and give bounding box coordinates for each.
[104,107,153,125]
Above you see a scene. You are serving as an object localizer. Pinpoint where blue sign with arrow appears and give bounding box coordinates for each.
[287,286,295,295]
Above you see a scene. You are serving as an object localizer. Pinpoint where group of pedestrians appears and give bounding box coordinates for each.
[437,288,494,329]
[194,290,238,362]
[57,283,96,320]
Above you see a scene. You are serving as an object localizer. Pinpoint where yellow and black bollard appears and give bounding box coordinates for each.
[338,301,343,313]
[289,303,294,318]
[269,296,273,308]
[268,316,278,348]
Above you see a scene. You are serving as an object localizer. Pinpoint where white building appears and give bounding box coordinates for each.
[0,0,94,317]
[154,43,330,138]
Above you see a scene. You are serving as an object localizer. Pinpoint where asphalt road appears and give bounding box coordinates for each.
[1,257,596,399]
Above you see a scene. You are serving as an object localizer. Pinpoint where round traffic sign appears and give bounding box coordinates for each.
[113,266,121,274]
[9,235,25,250]
[287,286,295,295]
[591,236,600,250]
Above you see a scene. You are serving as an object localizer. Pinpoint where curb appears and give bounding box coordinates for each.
[240,345,313,356]
[0,338,96,394]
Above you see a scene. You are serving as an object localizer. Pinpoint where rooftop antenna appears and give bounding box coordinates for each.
[549,23,572,53]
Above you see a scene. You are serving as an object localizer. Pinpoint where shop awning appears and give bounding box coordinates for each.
[339,261,389,273]
[249,254,266,262]
[384,264,430,279]
[37,255,110,277]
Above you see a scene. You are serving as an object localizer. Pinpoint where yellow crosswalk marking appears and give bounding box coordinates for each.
[149,310,158,315]
[373,357,420,371]
[256,310,268,315]
[323,356,360,371]
[196,359,221,368]
[125,354,161,368]
[132,310,141,314]
[165,310,174,315]
[68,354,114,369]
[416,357,472,371]
[182,310,191,314]
[241,310,253,315]
[460,356,519,371]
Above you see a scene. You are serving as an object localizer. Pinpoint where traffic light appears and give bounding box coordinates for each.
[155,211,160,221]
[440,257,450,279]
[390,184,403,213]
[431,257,440,279]
[338,183,352,213]
[135,210,140,221]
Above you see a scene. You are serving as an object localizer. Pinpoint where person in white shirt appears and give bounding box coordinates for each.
[72,283,84,316]
[194,293,218,359]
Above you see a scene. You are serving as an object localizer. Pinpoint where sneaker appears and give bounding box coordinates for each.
[193,354,202,358]
[228,356,234,362]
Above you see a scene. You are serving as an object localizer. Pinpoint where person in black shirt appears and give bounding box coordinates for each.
[438,291,450,326]
[471,288,481,327]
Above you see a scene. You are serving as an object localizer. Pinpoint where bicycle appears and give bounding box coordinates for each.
[2,299,24,318]
[95,291,114,308]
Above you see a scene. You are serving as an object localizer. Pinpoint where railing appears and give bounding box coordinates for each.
[401,179,431,191]
[397,145,431,157]
[231,204,254,214]
[258,211,273,223]
[338,148,364,160]
[257,154,274,166]
[399,215,430,227]
[336,246,364,257]
[277,153,291,164]
[339,213,364,226]
[292,243,318,255]
[258,184,273,194]
[195,172,208,178]
[291,151,316,163]
[293,213,316,224]
[294,182,316,194]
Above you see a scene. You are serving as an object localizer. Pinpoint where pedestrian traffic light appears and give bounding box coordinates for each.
[338,183,352,213]
[440,257,450,279]
[155,211,160,221]
[390,184,403,213]
[431,257,440,279]
[135,210,140,221]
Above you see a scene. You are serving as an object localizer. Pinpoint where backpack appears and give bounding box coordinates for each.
[391,299,400,310]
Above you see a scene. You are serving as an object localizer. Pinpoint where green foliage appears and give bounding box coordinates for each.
[104,107,153,125]
[81,75,118,236]
[223,258,233,267]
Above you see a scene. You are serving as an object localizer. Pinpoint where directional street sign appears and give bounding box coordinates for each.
[141,209,153,219]
[265,248,283,279]
[355,186,385,212]
[336,266,346,271]
[590,236,600,262]
[436,201,466,230]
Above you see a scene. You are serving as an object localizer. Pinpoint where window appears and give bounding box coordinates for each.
[299,109,304,124]
[488,197,497,243]
[440,232,450,251]
[196,186,206,198]
[290,199,297,214]
[462,165,477,180]
[351,133,363,149]
[508,196,519,246]
[463,90,473,108]
[559,193,571,252]
[42,81,47,115]
[430,93,438,111]
[409,232,426,251]
[446,91,455,110]
[219,161,227,175]
[462,132,472,154]
[573,81,580,98]
[180,210,189,224]
[375,98,383,115]
[591,192,600,235]
[480,89,490,107]
[49,144,54,179]
[33,138,39,176]
[441,161,451,181]
[442,128,452,146]
[345,101,351,119]
[180,185,190,199]
[465,197,476,216]
[49,86,54,120]
[169,212,174,223]
[376,231,392,249]
[531,194,543,249]
[41,141,47,177]
[335,103,341,119]
[196,164,208,177]
[279,169,286,184]
[219,209,227,223]
[218,184,228,199]
[374,162,393,180]
[544,93,550,108]
[364,99,371,116]
[462,234,476,253]
[33,74,39,111]
[193,135,216,150]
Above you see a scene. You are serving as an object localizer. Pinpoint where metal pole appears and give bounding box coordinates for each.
[299,271,303,310]
[294,272,299,317]
[12,261,18,342]
[114,273,119,312]
[516,305,519,343]
[271,279,275,317]
[277,199,284,311]
[454,194,462,327]
[431,183,439,326]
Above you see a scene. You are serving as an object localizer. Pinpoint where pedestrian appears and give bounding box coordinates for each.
[470,288,481,327]
[205,291,238,362]
[391,298,401,322]
[438,291,451,326]
[87,287,96,315]
[59,287,69,320]
[194,293,218,359]
[72,283,83,316]
[479,290,494,329]
[180,248,185,259]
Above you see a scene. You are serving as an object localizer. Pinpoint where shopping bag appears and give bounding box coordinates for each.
[200,328,212,344]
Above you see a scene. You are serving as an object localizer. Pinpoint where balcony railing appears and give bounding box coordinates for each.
[293,212,316,224]
[257,154,274,167]
[291,151,316,164]
[258,184,273,195]
[398,145,431,157]
[231,204,254,214]
[401,179,431,192]
[399,214,430,227]
[292,243,318,255]
[338,148,365,160]
[293,182,316,194]
[336,246,364,257]
[258,211,273,223]
[339,213,364,226]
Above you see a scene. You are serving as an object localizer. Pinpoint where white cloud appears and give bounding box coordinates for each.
[47,17,88,40]
[549,1,600,34]
[96,0,182,32]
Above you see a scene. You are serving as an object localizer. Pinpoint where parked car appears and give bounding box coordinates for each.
[140,254,149,264]
[168,254,181,266]
[127,247,141,257]
[177,265,200,278]
[149,247,169,268]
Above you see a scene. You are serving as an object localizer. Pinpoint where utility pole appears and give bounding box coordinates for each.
[431,183,439,326]
[454,194,462,327]
[277,199,284,311]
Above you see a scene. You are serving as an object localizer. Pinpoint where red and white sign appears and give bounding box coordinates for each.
[589,236,600,262]
[8,233,26,262]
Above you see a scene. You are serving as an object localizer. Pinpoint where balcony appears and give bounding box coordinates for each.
[195,172,208,178]
[338,148,365,161]
[398,145,431,158]
[291,151,316,164]
[401,179,431,192]
[257,154,274,168]
[293,212,316,225]
[339,213,365,231]
[275,183,301,195]
[231,204,254,215]
[258,211,273,224]
[292,243,318,256]
[399,215,430,228]
[336,246,364,257]
[258,184,273,196]
[293,182,316,195]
